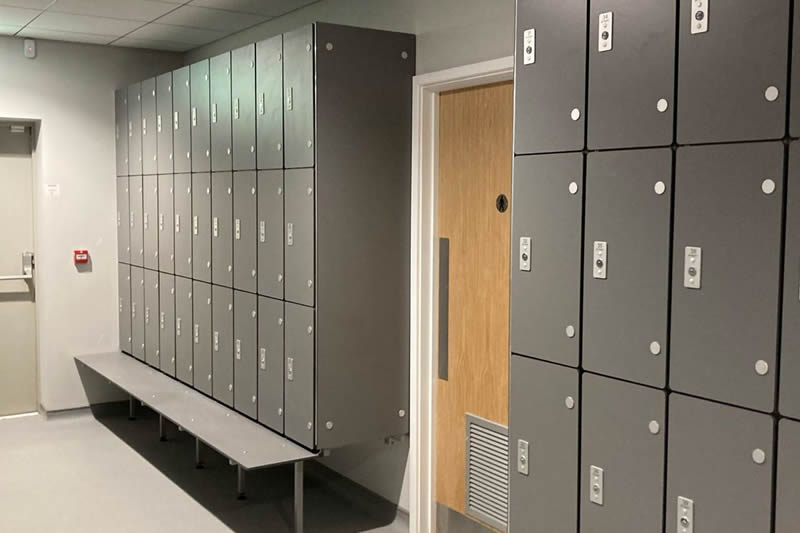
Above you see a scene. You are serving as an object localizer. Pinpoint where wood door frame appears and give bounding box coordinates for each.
[409,56,513,533]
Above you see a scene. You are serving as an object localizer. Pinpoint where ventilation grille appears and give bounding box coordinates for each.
[465,413,509,531]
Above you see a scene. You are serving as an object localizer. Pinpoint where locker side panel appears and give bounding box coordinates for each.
[285,302,315,449]
[159,273,176,376]
[192,173,212,283]
[172,66,192,174]
[776,419,800,533]
[256,35,284,170]
[234,290,258,418]
[142,175,159,271]
[118,264,131,354]
[141,77,157,175]
[232,44,256,171]
[156,72,174,175]
[115,89,128,177]
[158,174,175,274]
[193,280,213,395]
[211,171,234,287]
[116,177,130,264]
[283,25,314,169]
[173,173,193,278]
[233,171,257,292]
[210,52,233,171]
[129,175,144,267]
[175,276,194,385]
[257,170,284,298]
[144,268,160,368]
[284,168,314,306]
[212,285,234,406]
[191,60,211,172]
[258,296,284,433]
[131,266,145,360]
[780,144,800,418]
[128,83,142,175]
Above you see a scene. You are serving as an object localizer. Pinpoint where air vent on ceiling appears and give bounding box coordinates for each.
[465,413,509,531]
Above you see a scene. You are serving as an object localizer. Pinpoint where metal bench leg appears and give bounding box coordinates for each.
[294,462,304,533]
[159,415,167,442]
[128,396,136,420]
[195,438,204,469]
[237,465,246,500]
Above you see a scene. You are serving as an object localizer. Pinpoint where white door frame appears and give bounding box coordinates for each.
[409,56,514,533]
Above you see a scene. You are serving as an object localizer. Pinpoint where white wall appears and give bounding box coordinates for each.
[0,36,182,411]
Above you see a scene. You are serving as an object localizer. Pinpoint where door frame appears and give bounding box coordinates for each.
[409,56,514,533]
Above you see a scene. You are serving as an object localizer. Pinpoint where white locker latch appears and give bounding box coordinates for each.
[259,220,266,243]
[176,317,182,336]
[194,324,199,344]
[174,111,179,130]
[175,214,181,233]
[286,87,294,111]
[593,241,608,279]
[157,114,162,133]
[519,237,531,271]
[235,339,241,360]
[158,213,164,231]
[287,222,294,246]
[160,311,165,329]
[590,465,604,506]
[145,307,150,325]
[691,0,708,34]
[517,439,529,475]
[213,217,219,238]
[260,348,266,370]
[193,215,198,235]
[234,98,240,120]
[191,107,197,127]
[213,331,219,351]
[677,496,694,533]
[598,11,613,52]
[523,28,535,65]
[258,93,265,115]
[235,219,241,240]
[684,246,702,289]
[211,103,217,123]
[287,357,294,381]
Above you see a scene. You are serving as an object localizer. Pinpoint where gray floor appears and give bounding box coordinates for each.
[0,407,407,533]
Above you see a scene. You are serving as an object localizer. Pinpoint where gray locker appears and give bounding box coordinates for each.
[234,290,258,418]
[283,25,315,169]
[159,273,176,376]
[781,145,800,418]
[676,0,789,144]
[285,302,314,449]
[232,44,256,170]
[210,52,232,171]
[257,170,284,299]
[256,35,284,170]
[284,169,314,306]
[510,153,582,367]
[141,78,157,175]
[514,0,586,154]
[172,66,191,174]
[131,266,145,361]
[157,174,174,274]
[156,72,173,175]
[129,176,144,267]
[509,354,579,533]
[793,5,800,137]
[190,59,211,172]
[583,149,671,387]
[175,276,193,385]
[671,143,783,412]
[115,89,128,177]
[258,296,284,433]
[174,173,192,278]
[192,173,212,283]
[193,281,213,395]
[144,269,160,368]
[666,394,774,533]
[127,83,142,175]
[212,285,234,406]
[116,177,130,264]
[211,172,233,288]
[142,175,159,271]
[118,264,131,354]
[776,419,800,533]
[581,374,666,533]
[587,0,675,149]
[233,171,257,293]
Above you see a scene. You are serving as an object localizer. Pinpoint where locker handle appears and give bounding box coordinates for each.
[235,219,241,240]
[438,238,449,381]
[259,347,266,370]
[258,93,265,115]
[193,215,198,236]
[235,339,241,359]
[192,107,197,127]
[213,217,219,238]
[194,324,199,344]
[119,298,122,313]
[287,222,294,246]
[174,111,179,131]
[117,211,121,227]
[175,214,181,233]
[176,317,182,336]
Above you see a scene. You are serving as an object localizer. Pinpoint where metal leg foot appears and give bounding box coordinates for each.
[159,415,167,442]
[237,465,246,500]
[195,438,204,469]
[294,462,304,533]
[128,396,136,420]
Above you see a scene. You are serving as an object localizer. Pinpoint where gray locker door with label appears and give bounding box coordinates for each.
[117,177,130,264]
[175,276,193,385]
[131,266,145,360]
[193,281,213,395]
[211,52,232,171]
[781,145,800,418]
[129,176,144,267]
[158,174,174,274]
[666,394,774,533]
[144,268,160,368]
[285,302,314,449]
[142,175,159,271]
[118,264,131,354]
[211,171,233,287]
[776,419,800,533]
[283,25,314,169]
[142,78,157,175]
[583,149,671,387]
[587,0,675,149]
[258,170,284,299]
[156,72,173,175]
[174,173,192,278]
[128,83,142,175]
[232,44,256,171]
[514,0,586,154]
[581,373,666,533]
[172,66,191,174]
[671,142,783,412]
[256,35,284,170]
[212,285,234,406]
[509,354,579,533]
[115,89,128,177]
[234,171,257,293]
[234,290,258,418]
[191,59,211,172]
[284,169,314,306]
[511,153,582,367]
[159,273,175,376]
[192,173,212,283]
[258,296,284,433]
[676,0,789,144]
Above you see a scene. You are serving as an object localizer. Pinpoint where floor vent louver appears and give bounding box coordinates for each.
[465,413,509,532]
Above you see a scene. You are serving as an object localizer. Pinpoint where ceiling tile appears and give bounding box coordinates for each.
[0,0,52,8]
[48,0,179,22]
[125,22,226,46]
[29,11,143,36]
[0,24,21,35]
[113,36,193,52]
[0,5,41,26]
[188,0,318,17]
[157,4,267,32]
[17,27,116,44]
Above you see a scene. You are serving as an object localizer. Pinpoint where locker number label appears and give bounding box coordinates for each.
[519,237,531,271]
[523,28,535,65]
[598,12,613,52]
[684,246,702,289]
[691,0,708,35]
[593,241,607,279]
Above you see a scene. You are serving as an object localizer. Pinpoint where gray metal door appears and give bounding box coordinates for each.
[258,295,284,433]
[511,153,582,367]
[144,268,160,368]
[193,280,213,395]
[212,285,234,406]
[192,173,212,283]
[514,0,586,154]
[159,273,175,376]
[118,263,131,354]
[131,266,145,361]
[156,72,173,175]
[782,145,800,417]
[583,149,671,387]
[671,142,783,413]
[284,169,314,306]
[234,290,258,418]
[283,25,315,169]
[793,6,800,138]
[233,171,257,292]
[776,419,800,533]
[158,174,174,274]
[175,275,193,385]
[191,59,211,172]
[173,173,192,278]
[257,170,284,299]
[211,171,233,287]
[142,175,159,271]
[116,177,130,264]
[509,354,579,533]
[581,373,666,533]
[256,35,284,170]
[127,83,142,176]
[232,44,256,171]
[211,52,232,171]
[676,0,789,144]
[587,0,675,149]
[129,176,144,267]
[285,302,314,449]
[666,394,774,533]
[141,78,157,175]
[115,89,128,177]
[172,66,191,174]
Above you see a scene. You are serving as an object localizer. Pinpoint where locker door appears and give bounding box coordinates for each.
[671,142,783,412]
[193,281,213,395]
[509,354,579,533]
[587,0,675,149]
[581,374,666,533]
[211,171,233,287]
[234,290,258,418]
[159,273,176,376]
[514,0,586,154]
[284,169,314,306]
[583,149,671,387]
[212,285,234,406]
[142,78,157,175]
[511,153,582,367]
[174,173,192,278]
[793,5,800,138]
[677,0,789,144]
[257,170,284,299]
[115,89,128,177]
[129,176,144,267]
[175,276,193,385]
[666,394,774,533]
[191,60,211,172]
[211,52,232,171]
[156,72,174,175]
[258,296,284,432]
[144,269,160,368]
[232,44,256,170]
[172,66,192,174]
[781,145,800,418]
[285,302,314,449]
[116,177,130,264]
[127,83,142,175]
[234,171,257,292]
[256,35,284,170]
[118,264,131,354]
[131,266,145,361]
[776,419,800,533]
[192,173,212,283]
[158,174,174,274]
[283,25,314,169]
[142,175,159,271]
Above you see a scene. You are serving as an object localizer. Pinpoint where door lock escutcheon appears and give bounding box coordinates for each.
[590,465,604,506]
[287,357,294,381]
[677,496,694,533]
[593,241,607,279]
[519,236,531,272]
[517,439,529,475]
[684,246,702,289]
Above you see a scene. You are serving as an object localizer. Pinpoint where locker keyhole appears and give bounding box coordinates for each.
[496,194,509,213]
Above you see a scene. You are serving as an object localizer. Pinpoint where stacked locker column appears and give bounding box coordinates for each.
[116,88,131,356]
